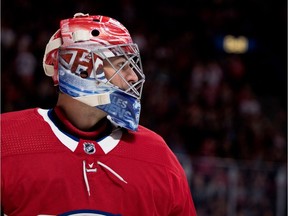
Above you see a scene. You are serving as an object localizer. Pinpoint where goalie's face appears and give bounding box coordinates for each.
[103,56,139,92]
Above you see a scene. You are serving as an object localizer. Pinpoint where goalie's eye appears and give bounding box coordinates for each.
[115,60,128,70]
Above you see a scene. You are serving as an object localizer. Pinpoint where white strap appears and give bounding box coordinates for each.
[74,92,111,106]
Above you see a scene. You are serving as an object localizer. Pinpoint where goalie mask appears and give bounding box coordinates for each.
[43,13,145,131]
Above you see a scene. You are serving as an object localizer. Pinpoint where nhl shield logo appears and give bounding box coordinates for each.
[83,142,96,154]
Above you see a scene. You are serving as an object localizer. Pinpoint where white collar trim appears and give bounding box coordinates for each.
[37,108,122,154]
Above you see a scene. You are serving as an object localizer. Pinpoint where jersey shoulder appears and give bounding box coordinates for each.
[1,108,42,121]
[1,108,45,132]
[1,108,58,156]
[121,125,182,172]
[137,125,166,144]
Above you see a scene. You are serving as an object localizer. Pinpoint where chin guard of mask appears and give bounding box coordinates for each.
[97,90,141,131]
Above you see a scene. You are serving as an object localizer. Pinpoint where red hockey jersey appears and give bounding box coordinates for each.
[1,108,197,216]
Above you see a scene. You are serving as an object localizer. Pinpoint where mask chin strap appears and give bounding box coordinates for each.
[74,92,111,106]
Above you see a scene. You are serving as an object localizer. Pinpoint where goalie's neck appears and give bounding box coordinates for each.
[56,93,108,132]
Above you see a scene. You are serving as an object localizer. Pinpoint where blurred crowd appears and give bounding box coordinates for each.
[2,0,286,164]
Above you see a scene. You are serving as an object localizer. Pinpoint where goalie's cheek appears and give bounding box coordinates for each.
[102,69,124,89]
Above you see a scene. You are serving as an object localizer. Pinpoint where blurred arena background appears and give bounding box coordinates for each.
[1,0,287,215]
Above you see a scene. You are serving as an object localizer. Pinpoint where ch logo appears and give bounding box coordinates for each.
[83,142,96,154]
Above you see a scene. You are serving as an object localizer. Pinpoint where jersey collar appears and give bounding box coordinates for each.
[37,108,122,153]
